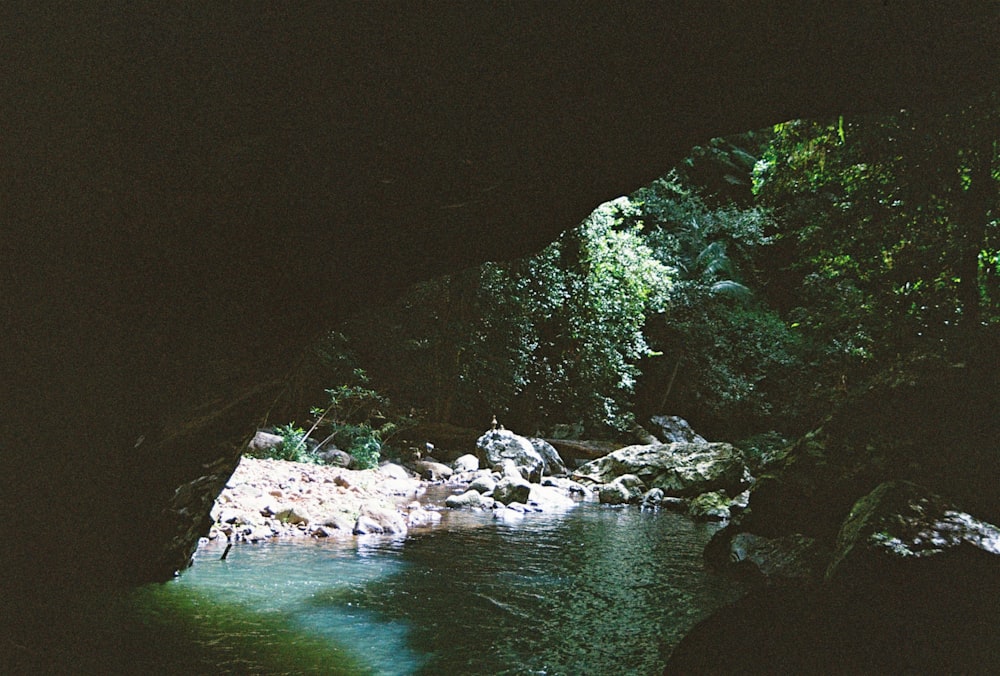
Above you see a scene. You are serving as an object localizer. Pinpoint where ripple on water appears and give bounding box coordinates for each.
[147,504,748,675]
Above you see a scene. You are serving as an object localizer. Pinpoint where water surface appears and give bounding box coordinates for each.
[143,502,748,675]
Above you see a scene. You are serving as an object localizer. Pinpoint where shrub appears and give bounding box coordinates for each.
[246,423,318,463]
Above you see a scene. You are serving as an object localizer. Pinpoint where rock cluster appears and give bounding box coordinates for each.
[206,457,434,543]
[441,433,587,519]
[208,421,752,549]
[569,422,753,522]
[207,429,588,545]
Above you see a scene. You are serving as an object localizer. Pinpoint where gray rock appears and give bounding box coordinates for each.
[529,437,568,476]
[500,459,523,480]
[406,507,442,528]
[247,430,285,454]
[649,415,707,444]
[445,489,485,508]
[317,513,354,532]
[641,487,664,509]
[410,459,453,481]
[687,490,733,520]
[493,475,532,505]
[316,448,353,467]
[452,454,481,472]
[476,429,544,482]
[469,475,497,494]
[353,506,407,535]
[379,463,413,480]
[661,496,687,512]
[527,483,577,510]
[573,441,750,497]
[542,476,590,496]
[598,474,645,505]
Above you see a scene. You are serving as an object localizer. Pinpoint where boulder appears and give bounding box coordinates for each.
[316,448,353,468]
[406,507,442,528]
[528,438,568,476]
[598,474,645,505]
[687,490,734,521]
[247,430,285,455]
[572,442,750,498]
[469,475,497,495]
[500,459,523,480]
[541,476,589,496]
[353,506,408,535]
[409,459,453,481]
[445,490,485,509]
[476,429,544,482]
[527,483,577,511]
[316,513,354,533]
[826,480,1000,586]
[492,475,532,506]
[379,463,413,481]
[649,415,706,444]
[452,454,481,473]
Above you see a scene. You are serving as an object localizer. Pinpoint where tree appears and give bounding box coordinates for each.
[753,100,1000,378]
[342,199,673,436]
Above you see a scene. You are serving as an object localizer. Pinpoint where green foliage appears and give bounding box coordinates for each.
[305,368,414,469]
[344,198,673,436]
[752,100,1000,411]
[313,101,997,444]
[245,423,318,463]
[620,170,800,436]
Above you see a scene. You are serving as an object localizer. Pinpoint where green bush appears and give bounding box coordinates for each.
[246,423,318,463]
[347,430,381,470]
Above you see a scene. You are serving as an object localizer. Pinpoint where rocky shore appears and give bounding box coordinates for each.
[204,421,752,548]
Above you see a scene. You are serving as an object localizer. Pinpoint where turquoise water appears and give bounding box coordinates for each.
[146,503,749,675]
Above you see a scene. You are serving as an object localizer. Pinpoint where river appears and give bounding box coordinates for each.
[117,498,748,675]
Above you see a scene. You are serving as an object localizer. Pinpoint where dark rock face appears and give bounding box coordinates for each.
[5,5,999,590]
[667,481,1000,673]
[826,480,1000,585]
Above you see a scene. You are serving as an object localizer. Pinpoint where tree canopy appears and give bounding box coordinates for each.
[280,96,998,451]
